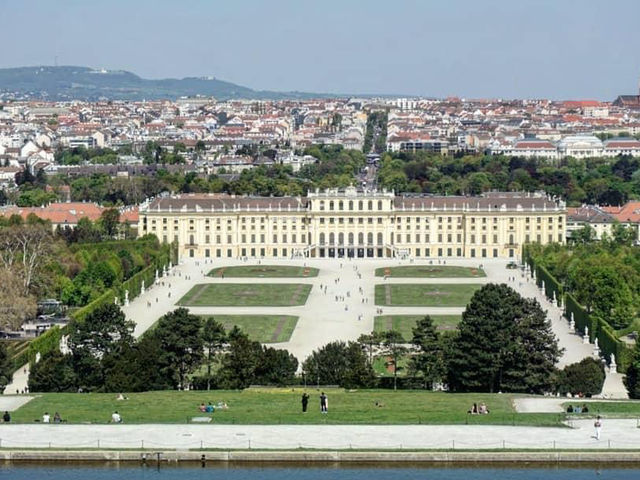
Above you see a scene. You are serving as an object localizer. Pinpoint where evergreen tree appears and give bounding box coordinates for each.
[448,283,560,393]
[218,327,262,389]
[409,316,446,389]
[28,351,77,393]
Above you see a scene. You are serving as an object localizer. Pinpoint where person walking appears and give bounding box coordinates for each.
[320,392,328,413]
[594,415,602,440]
[301,393,309,413]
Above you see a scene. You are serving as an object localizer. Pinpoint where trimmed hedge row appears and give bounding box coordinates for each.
[525,244,633,373]
[24,242,177,366]
[536,264,563,307]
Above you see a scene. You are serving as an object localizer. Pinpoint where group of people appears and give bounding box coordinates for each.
[198,401,229,413]
[301,392,328,413]
[467,402,490,415]
[41,412,63,423]
[566,404,589,413]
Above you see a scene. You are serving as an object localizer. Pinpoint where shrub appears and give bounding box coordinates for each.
[556,357,605,397]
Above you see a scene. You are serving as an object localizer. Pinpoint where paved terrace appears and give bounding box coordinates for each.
[0,420,637,450]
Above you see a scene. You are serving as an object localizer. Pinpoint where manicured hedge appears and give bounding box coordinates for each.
[527,253,635,373]
[23,242,177,366]
[536,264,563,307]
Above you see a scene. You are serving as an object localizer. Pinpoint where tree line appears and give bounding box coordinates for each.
[28,306,298,393]
[22,283,606,396]
[376,151,640,206]
[528,233,640,331]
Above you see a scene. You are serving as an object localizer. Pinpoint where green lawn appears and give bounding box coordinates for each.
[208,265,319,278]
[374,315,461,341]
[201,315,298,343]
[9,390,564,426]
[177,283,312,306]
[375,266,485,278]
[375,284,480,306]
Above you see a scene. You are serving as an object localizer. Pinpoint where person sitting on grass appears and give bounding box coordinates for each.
[582,404,589,414]
[479,403,490,414]
[567,405,574,413]
[199,403,207,412]
[53,412,62,424]
[468,403,478,414]
[205,402,214,413]
[111,411,122,423]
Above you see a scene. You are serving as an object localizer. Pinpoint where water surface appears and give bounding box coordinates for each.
[2,464,639,480]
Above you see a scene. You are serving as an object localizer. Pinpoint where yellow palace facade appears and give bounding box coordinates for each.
[139,187,566,260]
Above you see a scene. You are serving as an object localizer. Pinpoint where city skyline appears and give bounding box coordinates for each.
[1,0,639,100]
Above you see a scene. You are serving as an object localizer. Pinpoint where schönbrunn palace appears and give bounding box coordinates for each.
[139,188,566,260]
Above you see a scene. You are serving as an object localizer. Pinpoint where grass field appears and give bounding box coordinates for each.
[375,266,485,278]
[208,265,319,278]
[177,283,312,306]
[10,389,566,426]
[201,315,298,343]
[375,284,480,306]
[374,315,461,341]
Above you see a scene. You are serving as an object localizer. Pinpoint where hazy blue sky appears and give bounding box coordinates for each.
[1,0,639,99]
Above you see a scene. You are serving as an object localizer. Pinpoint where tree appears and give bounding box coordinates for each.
[409,316,446,389]
[448,283,560,393]
[69,303,134,390]
[28,350,77,393]
[100,208,120,238]
[569,260,635,330]
[254,346,298,386]
[556,357,605,397]
[0,223,52,293]
[624,344,640,399]
[571,225,596,244]
[218,327,262,389]
[357,332,380,367]
[0,342,13,391]
[379,330,407,391]
[201,317,226,390]
[302,341,374,388]
[0,267,37,331]
[103,336,170,392]
[153,308,204,389]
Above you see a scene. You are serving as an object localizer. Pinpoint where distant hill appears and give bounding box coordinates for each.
[0,66,334,101]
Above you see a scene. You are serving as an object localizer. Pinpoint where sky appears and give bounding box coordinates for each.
[1,0,639,99]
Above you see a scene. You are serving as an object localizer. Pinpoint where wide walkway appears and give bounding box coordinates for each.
[0,420,637,450]
[2,363,29,395]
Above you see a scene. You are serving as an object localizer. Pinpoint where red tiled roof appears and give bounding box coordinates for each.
[602,201,640,223]
[0,202,104,224]
[604,140,640,149]
[514,141,555,149]
[564,100,602,108]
